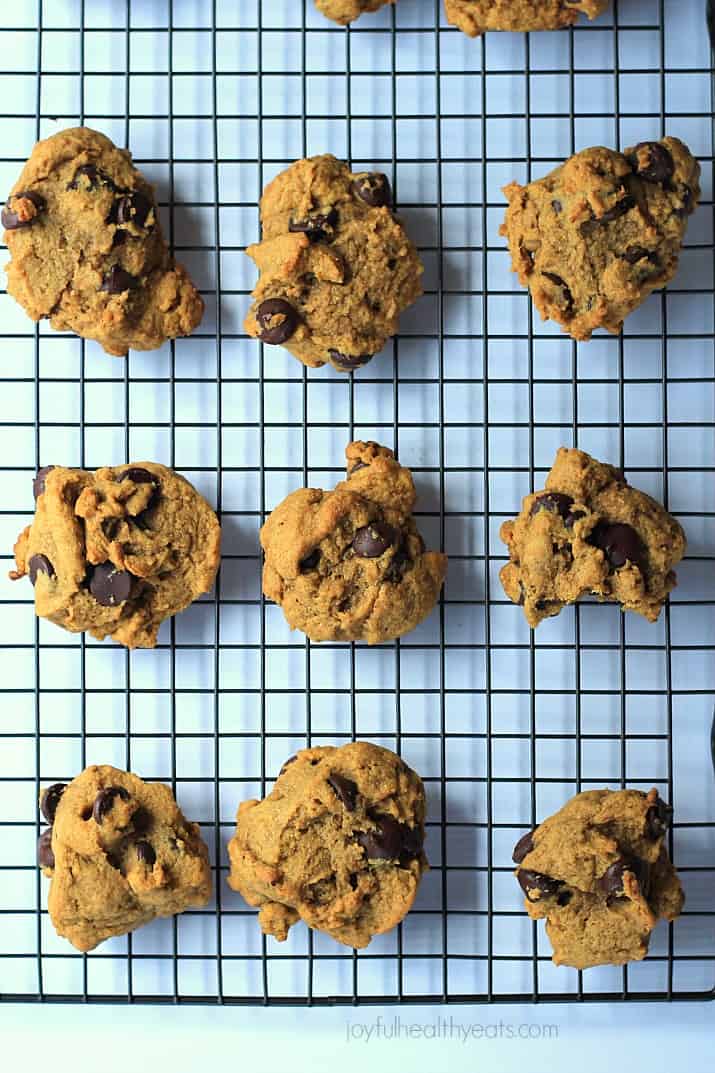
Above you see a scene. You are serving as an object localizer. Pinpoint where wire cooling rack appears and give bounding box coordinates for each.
[0,0,714,1006]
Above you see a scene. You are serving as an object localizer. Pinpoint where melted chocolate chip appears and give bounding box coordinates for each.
[2,190,46,230]
[67,165,117,192]
[516,869,563,901]
[256,298,298,344]
[628,141,674,185]
[589,521,644,572]
[645,795,673,839]
[622,245,654,265]
[353,521,396,558]
[328,350,373,370]
[288,207,338,242]
[541,272,574,315]
[279,755,298,776]
[40,783,67,824]
[135,840,156,867]
[28,554,55,586]
[299,549,320,572]
[88,562,134,606]
[100,266,138,294]
[598,855,650,901]
[38,829,54,869]
[357,812,422,863]
[112,191,153,228]
[385,543,411,583]
[530,492,574,520]
[564,509,585,529]
[551,199,563,213]
[327,773,358,811]
[512,830,535,864]
[351,172,391,208]
[349,460,369,475]
[33,465,55,500]
[132,807,151,835]
[580,195,635,235]
[116,467,154,485]
[92,785,130,825]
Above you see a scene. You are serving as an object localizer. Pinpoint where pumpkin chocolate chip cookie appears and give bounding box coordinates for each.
[260,441,447,643]
[3,127,204,355]
[315,0,393,23]
[501,138,700,340]
[38,765,212,952]
[12,462,221,648]
[445,0,610,36]
[244,155,423,372]
[513,787,683,969]
[228,742,428,948]
[499,448,685,628]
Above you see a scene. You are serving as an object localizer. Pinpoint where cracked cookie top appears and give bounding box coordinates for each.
[500,137,700,340]
[3,127,204,356]
[227,742,427,949]
[39,765,211,951]
[445,0,610,36]
[260,441,447,643]
[244,155,423,372]
[499,447,686,627]
[12,462,221,648]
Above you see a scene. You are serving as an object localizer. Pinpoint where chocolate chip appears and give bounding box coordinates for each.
[676,185,694,217]
[100,266,138,294]
[2,190,46,230]
[88,562,133,606]
[40,783,67,824]
[28,554,55,586]
[351,172,391,208]
[516,869,563,901]
[92,785,130,824]
[38,829,54,869]
[622,245,653,265]
[556,890,572,907]
[530,492,574,520]
[541,272,574,316]
[33,465,54,500]
[628,141,675,185]
[357,813,422,863]
[597,855,650,901]
[132,807,151,835]
[135,840,156,867]
[385,543,411,583]
[299,549,320,573]
[349,460,369,475]
[327,773,358,811]
[113,191,152,228]
[116,467,154,485]
[353,521,396,558]
[328,350,373,370]
[551,199,562,213]
[564,509,585,529]
[279,755,298,776]
[512,830,535,864]
[288,207,338,242]
[67,165,117,192]
[645,795,673,839]
[112,228,128,248]
[580,195,635,235]
[589,522,644,572]
[256,298,298,344]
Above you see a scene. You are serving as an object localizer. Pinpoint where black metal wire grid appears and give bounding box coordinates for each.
[0,0,713,1005]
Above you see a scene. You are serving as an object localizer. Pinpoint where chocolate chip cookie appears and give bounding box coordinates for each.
[501,138,700,340]
[260,441,447,643]
[12,462,221,648]
[228,742,427,948]
[315,0,393,22]
[500,448,686,628]
[445,0,609,36]
[244,155,423,372]
[38,765,211,952]
[3,127,204,355]
[513,788,683,969]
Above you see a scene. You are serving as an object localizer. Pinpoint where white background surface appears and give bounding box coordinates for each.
[1,0,714,1067]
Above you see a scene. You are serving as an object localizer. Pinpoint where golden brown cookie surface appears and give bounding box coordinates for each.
[260,441,447,643]
[12,462,221,648]
[227,742,428,948]
[39,765,212,952]
[513,788,683,969]
[315,0,393,23]
[445,0,609,36]
[499,448,685,628]
[500,138,700,340]
[244,155,423,372]
[3,127,203,355]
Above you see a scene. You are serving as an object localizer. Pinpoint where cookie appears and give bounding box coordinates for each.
[499,448,686,628]
[513,788,683,969]
[500,138,700,340]
[227,742,428,948]
[3,127,203,356]
[445,0,609,36]
[315,0,393,23]
[244,155,423,372]
[38,765,211,952]
[260,441,447,643]
[12,462,221,648]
